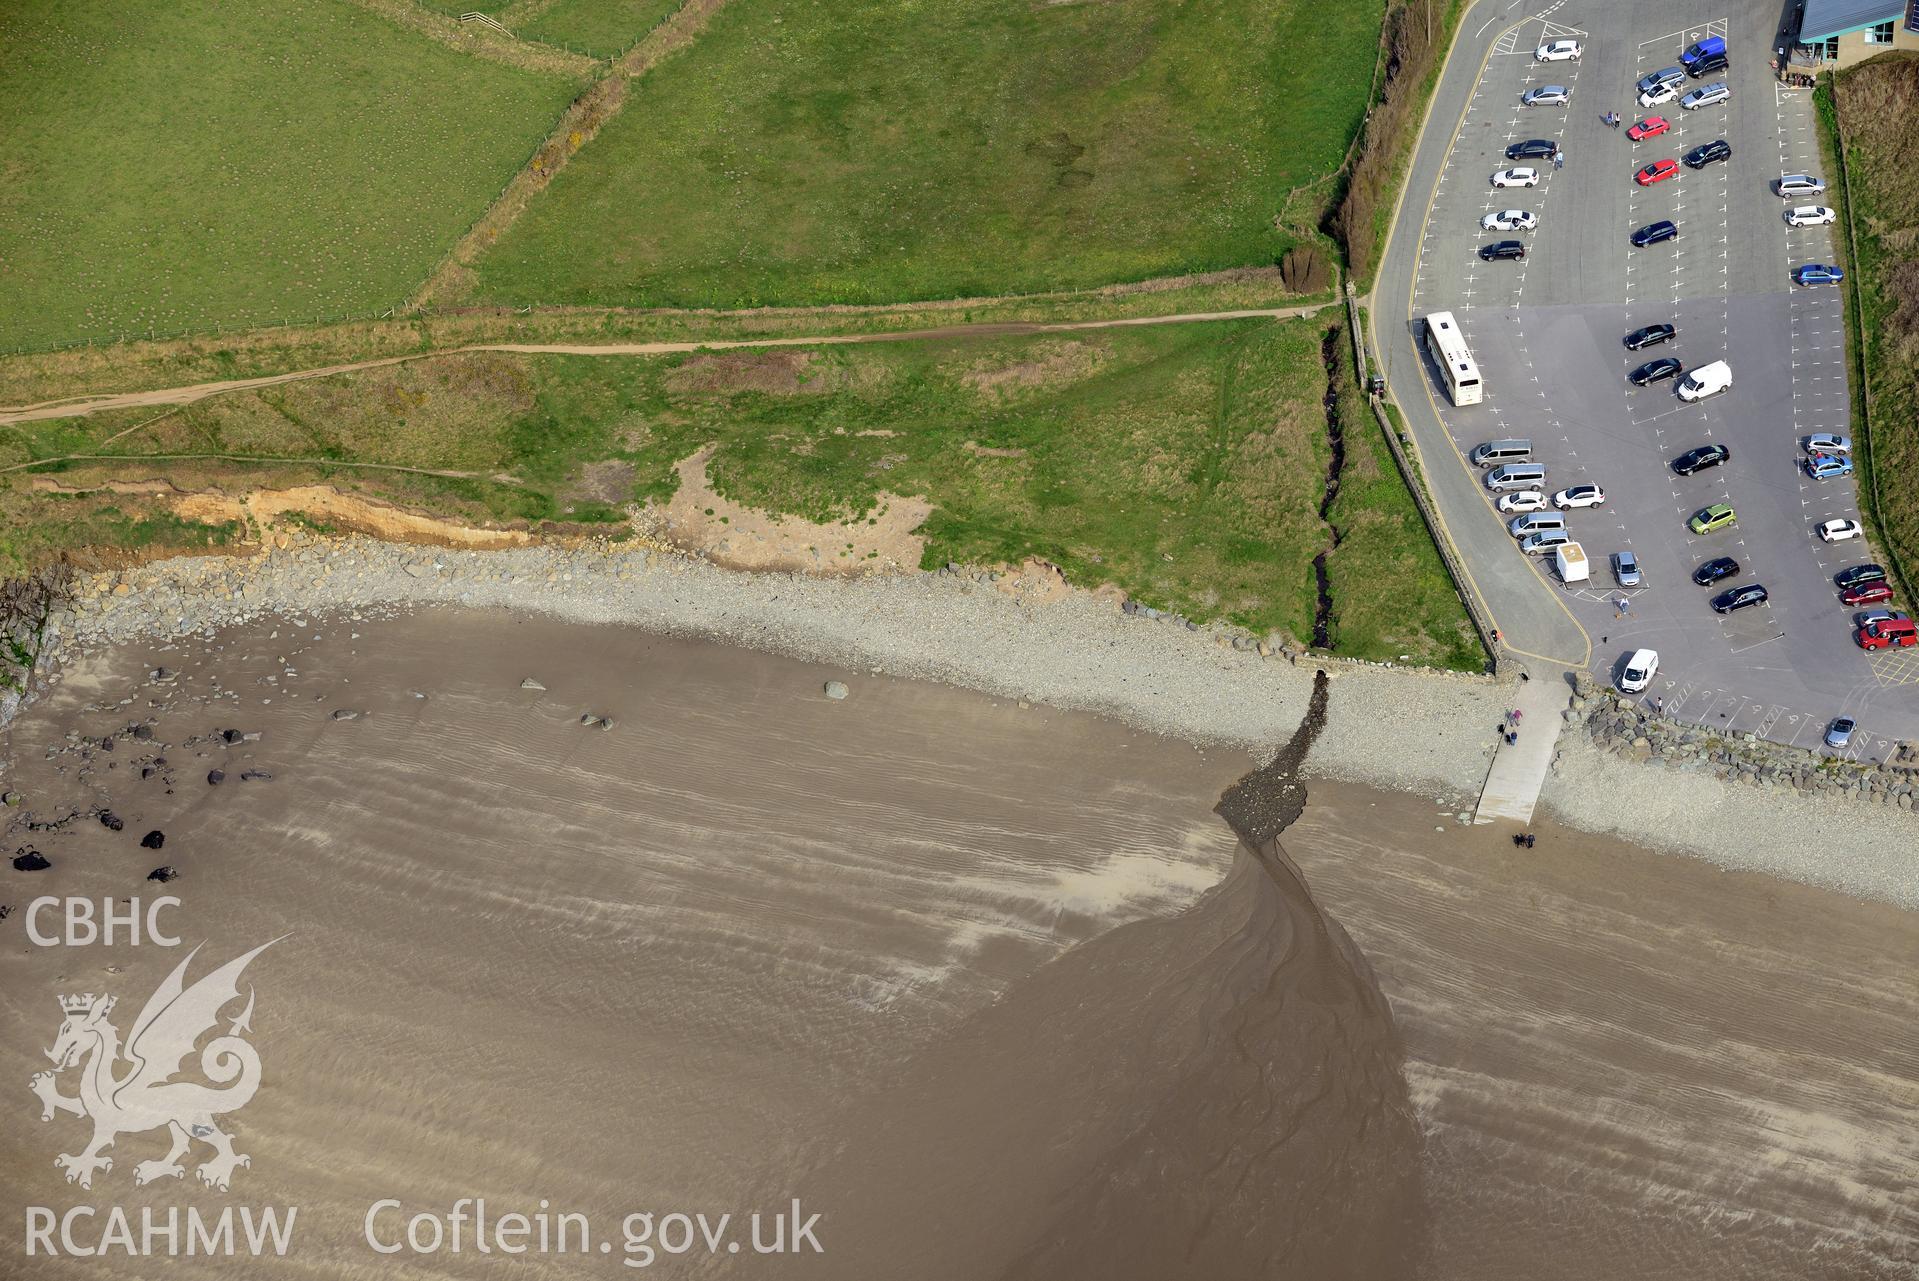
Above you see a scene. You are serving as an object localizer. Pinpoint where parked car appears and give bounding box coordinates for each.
[1627,115,1671,141]
[1676,359,1731,401]
[1631,357,1684,386]
[1776,173,1827,197]
[1785,205,1837,227]
[1612,551,1642,587]
[1686,51,1730,78]
[1482,209,1538,231]
[1536,38,1582,61]
[1857,617,1918,650]
[1637,159,1680,185]
[1497,490,1548,513]
[1794,263,1845,287]
[1637,67,1687,95]
[1625,323,1677,350]
[1639,83,1681,108]
[1680,35,1727,69]
[1842,581,1895,606]
[1836,563,1887,589]
[1825,716,1856,749]
[1689,503,1736,534]
[1481,240,1527,261]
[1712,583,1769,613]
[1632,220,1679,247]
[1818,518,1864,543]
[1805,453,1854,479]
[1506,138,1559,160]
[1672,443,1730,474]
[1619,648,1660,693]
[1520,529,1573,555]
[1553,484,1606,510]
[1492,166,1541,188]
[1681,83,1730,110]
[1804,432,1852,455]
[1523,85,1571,107]
[1693,556,1740,586]
[1683,139,1731,168]
[1855,608,1910,629]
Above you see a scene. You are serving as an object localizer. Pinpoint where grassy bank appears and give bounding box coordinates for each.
[0,317,1472,663]
[471,0,1384,309]
[0,0,579,353]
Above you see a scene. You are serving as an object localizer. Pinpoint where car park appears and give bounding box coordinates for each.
[1818,518,1864,543]
[1492,167,1540,188]
[1637,66,1687,95]
[1683,139,1731,168]
[1680,83,1730,110]
[1553,484,1605,510]
[1497,490,1548,513]
[1785,205,1836,226]
[1619,648,1660,693]
[1776,174,1827,197]
[1680,35,1727,69]
[1825,716,1857,749]
[1804,432,1852,455]
[1857,617,1918,650]
[1676,359,1731,401]
[1522,85,1571,107]
[1836,563,1887,589]
[1637,159,1680,185]
[1631,220,1679,247]
[1630,357,1683,386]
[1689,504,1737,534]
[1693,556,1740,586]
[1672,443,1730,474]
[1506,139,1559,160]
[1481,209,1538,231]
[1627,116,1671,141]
[1612,551,1642,587]
[1805,453,1853,480]
[1712,583,1770,613]
[1624,323,1676,350]
[1520,529,1573,555]
[1536,38,1582,61]
[1686,51,1730,79]
[1639,82,1681,108]
[1794,263,1845,287]
[1480,240,1527,261]
[1842,581,1894,606]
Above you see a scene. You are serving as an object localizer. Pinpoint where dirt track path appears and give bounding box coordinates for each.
[0,304,1332,429]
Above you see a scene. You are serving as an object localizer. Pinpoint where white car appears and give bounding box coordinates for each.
[1785,205,1837,227]
[1777,174,1827,197]
[1498,490,1548,513]
[1481,209,1538,232]
[1536,39,1582,62]
[1553,484,1606,510]
[1619,648,1659,694]
[1492,167,1541,188]
[1818,518,1864,543]
[1639,83,1680,108]
[1522,85,1572,107]
[1804,432,1852,455]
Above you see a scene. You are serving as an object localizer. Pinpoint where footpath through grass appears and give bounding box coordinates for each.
[2,317,1474,665]
[0,0,578,353]
[472,0,1384,309]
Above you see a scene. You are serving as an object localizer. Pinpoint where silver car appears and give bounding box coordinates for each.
[1612,551,1642,587]
[1825,717,1856,750]
[1522,85,1571,107]
[1681,82,1730,110]
[1777,173,1827,197]
[1519,529,1573,555]
[1804,432,1852,455]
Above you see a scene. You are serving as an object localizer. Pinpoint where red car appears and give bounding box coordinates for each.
[1637,159,1680,185]
[1628,116,1671,141]
[1841,581,1895,606]
[1857,617,1918,649]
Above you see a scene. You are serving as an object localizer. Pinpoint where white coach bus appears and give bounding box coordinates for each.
[1423,311,1483,406]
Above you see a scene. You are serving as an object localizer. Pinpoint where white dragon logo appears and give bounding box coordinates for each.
[29,939,280,1192]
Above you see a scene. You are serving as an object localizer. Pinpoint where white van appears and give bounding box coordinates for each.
[1508,511,1567,537]
[1555,543,1590,584]
[1676,359,1731,402]
[1619,648,1659,693]
[1486,462,1548,491]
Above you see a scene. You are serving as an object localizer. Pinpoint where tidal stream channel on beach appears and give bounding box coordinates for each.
[1,606,1914,1279]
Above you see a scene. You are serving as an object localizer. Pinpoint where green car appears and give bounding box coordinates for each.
[1689,503,1737,534]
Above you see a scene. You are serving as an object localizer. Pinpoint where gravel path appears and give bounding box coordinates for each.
[17,535,1917,907]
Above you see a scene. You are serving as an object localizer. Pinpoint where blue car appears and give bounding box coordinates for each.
[1632,220,1679,247]
[1794,263,1845,286]
[1805,453,1854,480]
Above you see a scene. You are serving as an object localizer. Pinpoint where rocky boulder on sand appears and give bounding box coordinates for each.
[141,830,166,850]
[825,680,850,700]
[12,849,50,872]
[147,866,179,883]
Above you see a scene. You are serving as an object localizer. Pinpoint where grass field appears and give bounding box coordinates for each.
[522,0,684,54]
[471,0,1385,309]
[2,317,1474,663]
[0,0,578,353]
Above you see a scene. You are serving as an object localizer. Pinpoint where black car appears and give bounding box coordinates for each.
[1632,220,1679,247]
[1625,323,1677,350]
[1693,556,1741,586]
[1684,138,1732,168]
[1673,443,1731,473]
[1836,563,1888,589]
[1480,239,1527,261]
[1712,583,1769,613]
[1506,138,1559,160]
[1631,357,1684,386]
[1686,51,1730,78]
